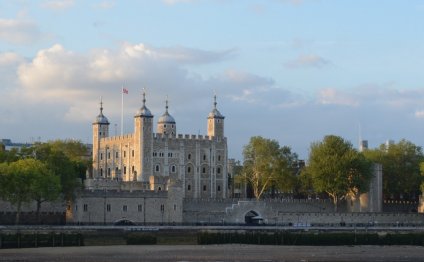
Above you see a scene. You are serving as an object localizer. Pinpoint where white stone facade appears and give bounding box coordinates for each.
[90,93,228,199]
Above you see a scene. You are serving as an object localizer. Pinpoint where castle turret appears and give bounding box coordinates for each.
[92,98,110,178]
[134,91,154,182]
[157,99,176,136]
[207,95,225,138]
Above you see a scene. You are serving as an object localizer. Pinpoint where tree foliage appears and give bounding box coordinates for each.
[242,136,299,199]
[0,159,60,224]
[363,139,424,199]
[305,135,372,211]
[20,140,89,200]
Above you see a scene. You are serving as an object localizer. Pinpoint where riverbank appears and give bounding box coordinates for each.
[1,245,424,261]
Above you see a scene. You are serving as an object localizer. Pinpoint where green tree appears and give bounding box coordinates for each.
[364,139,423,200]
[30,167,61,223]
[0,147,19,163]
[21,140,89,200]
[241,136,299,199]
[305,135,372,211]
[0,159,54,224]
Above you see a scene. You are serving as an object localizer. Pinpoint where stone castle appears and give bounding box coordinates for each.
[87,92,228,199]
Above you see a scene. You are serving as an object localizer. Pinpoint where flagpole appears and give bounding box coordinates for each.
[121,85,124,136]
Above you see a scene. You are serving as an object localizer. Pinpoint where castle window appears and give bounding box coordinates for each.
[203,154,206,161]
[116,152,118,158]
[187,166,191,173]
[155,165,160,172]
[160,204,165,212]
[124,166,126,175]
[202,167,206,174]
[188,153,191,160]
[107,168,111,177]
[100,153,103,160]
[108,152,110,159]
[132,150,134,157]
[164,124,167,128]
[115,167,118,175]
[100,168,103,177]
[138,204,142,212]
[174,204,176,211]
[83,204,88,212]
[218,155,221,161]
[168,152,173,157]
[107,204,111,212]
[217,185,221,191]
[124,151,126,158]
[132,166,134,174]
[171,165,176,173]
[217,167,221,174]
[187,185,191,191]
[123,205,127,212]
[203,185,207,191]
[158,187,162,191]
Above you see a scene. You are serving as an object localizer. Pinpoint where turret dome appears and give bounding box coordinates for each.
[94,99,110,124]
[208,95,225,119]
[158,100,175,124]
[135,91,153,118]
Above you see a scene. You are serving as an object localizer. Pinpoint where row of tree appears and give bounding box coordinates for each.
[239,135,424,210]
[0,140,89,224]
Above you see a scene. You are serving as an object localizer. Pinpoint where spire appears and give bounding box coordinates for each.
[213,94,217,109]
[165,95,169,113]
[100,96,104,115]
[142,89,146,107]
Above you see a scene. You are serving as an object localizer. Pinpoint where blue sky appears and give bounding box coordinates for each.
[1,0,424,160]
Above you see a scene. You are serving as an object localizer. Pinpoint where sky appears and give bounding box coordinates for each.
[1,0,424,160]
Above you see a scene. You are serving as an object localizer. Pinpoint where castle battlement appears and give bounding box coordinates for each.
[153,133,216,141]
[101,134,134,142]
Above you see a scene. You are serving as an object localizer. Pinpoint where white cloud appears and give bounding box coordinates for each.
[0,18,41,45]
[41,0,75,10]
[0,52,24,66]
[285,54,330,69]
[318,88,359,106]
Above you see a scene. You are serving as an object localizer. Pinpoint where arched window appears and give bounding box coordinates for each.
[171,165,176,173]
[187,166,191,173]
[188,153,191,160]
[155,165,160,172]
[100,168,103,177]
[187,185,191,191]
[202,167,206,174]
[217,167,221,174]
[203,154,206,161]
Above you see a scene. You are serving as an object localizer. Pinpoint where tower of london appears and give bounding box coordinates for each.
[88,91,228,199]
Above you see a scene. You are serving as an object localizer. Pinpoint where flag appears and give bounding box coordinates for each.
[123,87,128,94]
